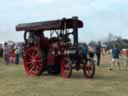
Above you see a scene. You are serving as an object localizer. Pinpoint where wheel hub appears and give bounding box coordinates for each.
[32,59,36,63]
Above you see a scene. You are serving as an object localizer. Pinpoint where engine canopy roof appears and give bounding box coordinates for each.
[16,17,83,32]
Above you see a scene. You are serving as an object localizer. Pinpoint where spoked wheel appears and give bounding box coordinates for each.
[61,56,72,78]
[24,47,43,76]
[83,59,95,78]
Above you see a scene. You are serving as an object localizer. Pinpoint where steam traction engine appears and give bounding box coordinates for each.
[16,17,95,78]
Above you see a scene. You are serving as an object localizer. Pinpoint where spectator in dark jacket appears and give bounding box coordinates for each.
[110,44,120,70]
[96,42,101,66]
[0,44,3,58]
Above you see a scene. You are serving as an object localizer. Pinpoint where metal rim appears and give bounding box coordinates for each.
[24,47,43,76]
[61,57,72,78]
[83,60,95,78]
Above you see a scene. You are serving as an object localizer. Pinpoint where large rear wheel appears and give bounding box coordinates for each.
[24,47,43,76]
[61,57,72,78]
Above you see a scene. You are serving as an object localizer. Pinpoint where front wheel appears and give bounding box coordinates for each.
[60,56,72,78]
[24,47,44,76]
[83,59,95,78]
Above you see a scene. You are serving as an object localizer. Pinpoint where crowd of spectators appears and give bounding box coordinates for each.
[0,42,24,64]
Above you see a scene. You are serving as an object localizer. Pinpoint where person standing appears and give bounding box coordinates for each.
[10,45,15,64]
[82,43,88,59]
[122,49,128,70]
[110,44,120,70]
[0,44,3,58]
[3,42,10,64]
[88,45,95,61]
[14,44,20,64]
[96,42,101,66]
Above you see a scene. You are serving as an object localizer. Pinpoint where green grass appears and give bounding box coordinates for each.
[0,55,128,96]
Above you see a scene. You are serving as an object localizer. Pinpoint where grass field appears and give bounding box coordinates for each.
[0,55,128,96]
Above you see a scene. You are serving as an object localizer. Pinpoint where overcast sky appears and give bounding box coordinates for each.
[0,0,126,43]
